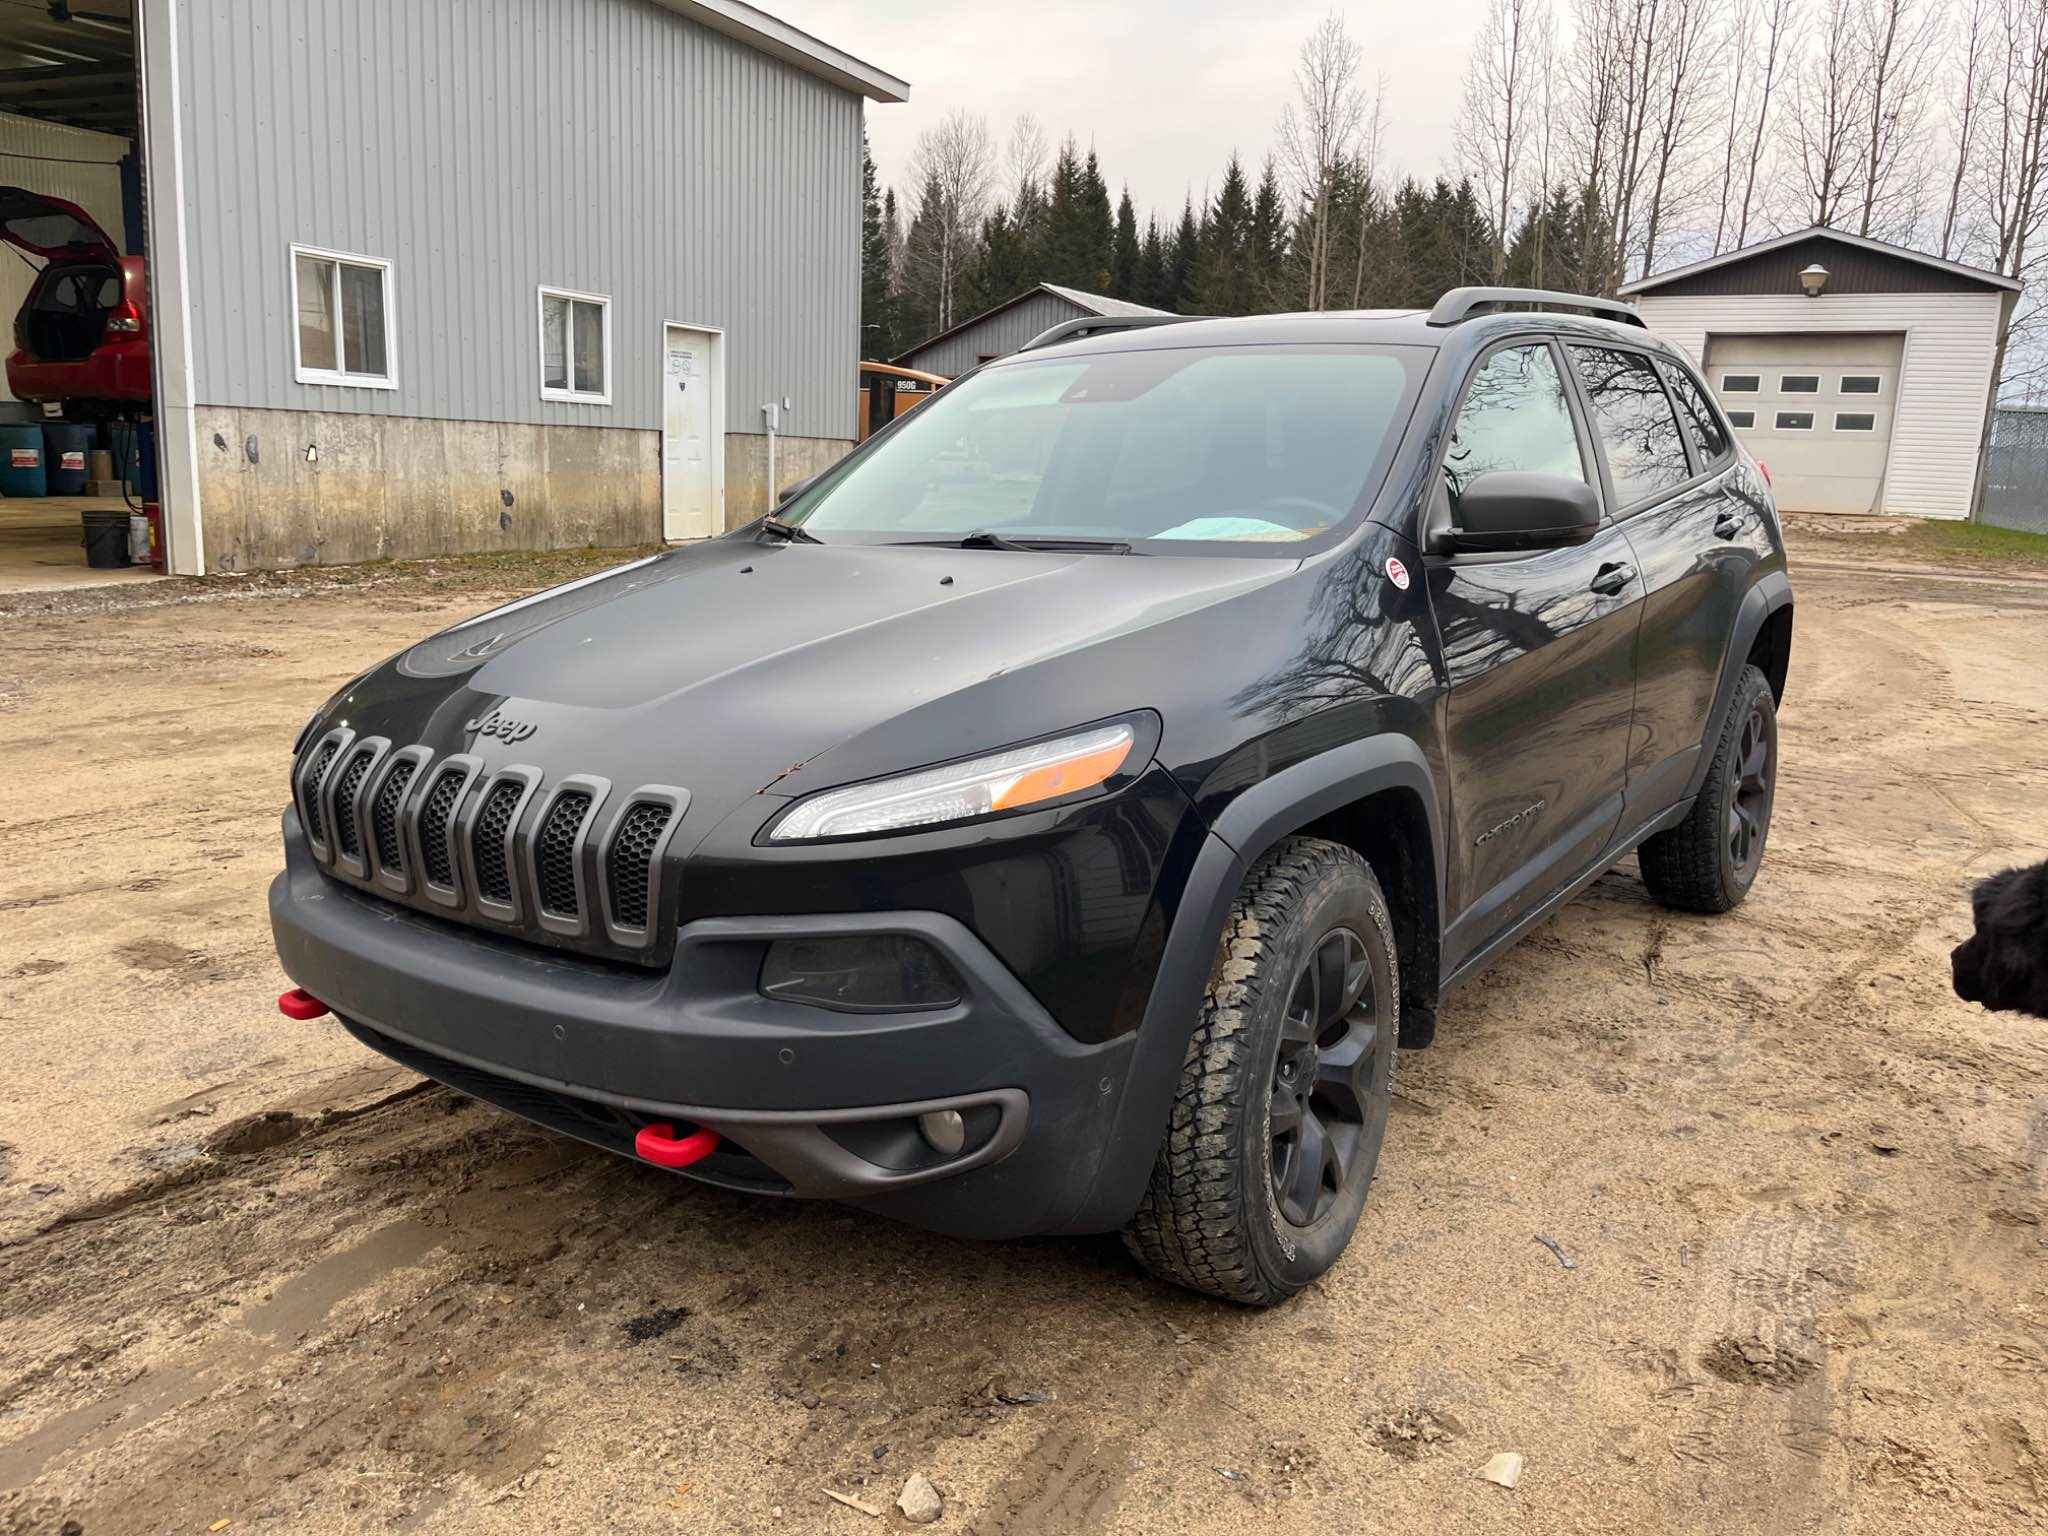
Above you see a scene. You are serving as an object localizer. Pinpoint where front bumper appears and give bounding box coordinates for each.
[269,825,1137,1239]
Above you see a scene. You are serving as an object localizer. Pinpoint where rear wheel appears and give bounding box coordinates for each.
[1123,837,1397,1305]
[1639,663,1778,913]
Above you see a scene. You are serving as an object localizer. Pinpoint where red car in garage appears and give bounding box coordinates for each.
[0,187,149,415]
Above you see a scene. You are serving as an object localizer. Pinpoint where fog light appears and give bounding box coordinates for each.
[917,1109,966,1156]
[759,934,962,1013]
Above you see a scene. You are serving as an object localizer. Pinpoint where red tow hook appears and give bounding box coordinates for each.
[634,1123,722,1169]
[278,987,331,1020]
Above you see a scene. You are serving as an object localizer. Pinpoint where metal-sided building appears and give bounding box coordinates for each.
[1622,228,2017,519]
[894,285,1172,379]
[66,0,906,576]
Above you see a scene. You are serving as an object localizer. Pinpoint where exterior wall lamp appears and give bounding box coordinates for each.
[1798,263,1831,297]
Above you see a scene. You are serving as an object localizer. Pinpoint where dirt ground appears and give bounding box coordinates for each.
[2,533,2046,1535]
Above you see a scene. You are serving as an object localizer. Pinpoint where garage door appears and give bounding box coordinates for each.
[1703,333,1904,515]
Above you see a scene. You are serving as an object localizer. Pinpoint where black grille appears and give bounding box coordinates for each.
[330,750,375,860]
[372,759,418,871]
[471,781,524,904]
[606,803,671,929]
[536,791,592,917]
[300,738,342,844]
[417,769,466,888]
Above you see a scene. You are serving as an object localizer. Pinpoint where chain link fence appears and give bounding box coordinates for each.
[1983,407,2048,532]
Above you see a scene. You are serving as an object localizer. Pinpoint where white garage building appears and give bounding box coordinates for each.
[1621,229,2018,519]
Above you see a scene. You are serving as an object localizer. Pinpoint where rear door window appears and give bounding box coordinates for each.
[1567,345,1692,508]
[1441,342,1587,517]
[1658,360,1731,466]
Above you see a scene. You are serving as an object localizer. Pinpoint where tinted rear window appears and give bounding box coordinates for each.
[1658,360,1731,465]
[1567,345,1691,507]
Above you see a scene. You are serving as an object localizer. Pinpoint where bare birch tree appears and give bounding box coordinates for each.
[1968,0,2048,418]
[1457,0,1544,277]
[1941,0,1993,256]
[1636,0,1726,277]
[1853,0,1947,237]
[1005,113,1049,212]
[904,110,996,332]
[1277,11,1373,308]
[1733,0,1799,247]
[1790,0,1866,226]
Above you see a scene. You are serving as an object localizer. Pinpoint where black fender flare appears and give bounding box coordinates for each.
[1686,569,1793,801]
[1049,733,1446,1234]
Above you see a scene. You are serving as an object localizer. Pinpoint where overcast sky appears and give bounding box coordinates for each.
[769,2,1490,225]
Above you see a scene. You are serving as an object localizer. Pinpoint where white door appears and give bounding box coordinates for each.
[662,324,720,540]
[1703,332,1904,515]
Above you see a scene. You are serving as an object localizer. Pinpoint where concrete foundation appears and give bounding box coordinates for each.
[722,432,853,530]
[191,408,857,570]
[194,406,661,572]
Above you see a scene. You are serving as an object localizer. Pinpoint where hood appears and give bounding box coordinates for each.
[331,538,1294,839]
[0,186,118,263]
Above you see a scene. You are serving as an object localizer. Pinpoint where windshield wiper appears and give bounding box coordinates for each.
[947,530,1134,553]
[757,515,822,545]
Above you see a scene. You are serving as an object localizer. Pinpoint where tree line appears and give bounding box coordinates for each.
[863,2,2048,391]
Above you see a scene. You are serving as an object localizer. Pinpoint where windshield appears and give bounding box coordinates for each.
[781,342,1431,551]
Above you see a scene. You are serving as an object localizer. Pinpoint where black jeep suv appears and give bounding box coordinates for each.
[271,288,1792,1304]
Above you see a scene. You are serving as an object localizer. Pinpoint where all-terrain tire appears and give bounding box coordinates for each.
[1123,837,1398,1306]
[1638,663,1778,914]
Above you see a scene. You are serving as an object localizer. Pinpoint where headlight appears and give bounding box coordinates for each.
[769,722,1136,841]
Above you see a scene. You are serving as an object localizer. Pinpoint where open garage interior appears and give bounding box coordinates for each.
[0,0,170,593]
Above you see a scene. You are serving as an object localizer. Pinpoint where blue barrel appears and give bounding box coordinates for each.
[0,424,45,496]
[136,418,158,501]
[42,423,91,495]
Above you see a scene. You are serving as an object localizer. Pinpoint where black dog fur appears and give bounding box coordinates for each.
[1952,861,2048,1020]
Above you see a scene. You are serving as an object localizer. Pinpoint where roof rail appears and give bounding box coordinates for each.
[1017,314,1196,353]
[1427,286,1647,329]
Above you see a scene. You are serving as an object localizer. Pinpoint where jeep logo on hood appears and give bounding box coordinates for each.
[466,709,537,744]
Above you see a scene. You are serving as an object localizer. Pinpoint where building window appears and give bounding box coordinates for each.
[1835,412,1877,431]
[539,287,610,404]
[292,245,394,388]
[1726,410,1756,429]
[1840,375,1882,394]
[1775,411,1815,430]
[1719,374,1760,393]
[1779,374,1820,393]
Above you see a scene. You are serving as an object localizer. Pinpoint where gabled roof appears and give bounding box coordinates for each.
[649,0,909,102]
[1619,226,2017,296]
[895,284,1174,364]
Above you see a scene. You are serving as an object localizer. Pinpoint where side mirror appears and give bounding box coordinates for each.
[777,471,819,506]
[1439,471,1601,554]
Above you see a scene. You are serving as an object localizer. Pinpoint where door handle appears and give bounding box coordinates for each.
[1714,512,1744,539]
[1589,562,1636,596]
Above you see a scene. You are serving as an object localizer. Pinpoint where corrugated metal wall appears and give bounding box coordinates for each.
[898,290,1087,377]
[0,110,129,405]
[1637,291,2005,520]
[174,0,861,440]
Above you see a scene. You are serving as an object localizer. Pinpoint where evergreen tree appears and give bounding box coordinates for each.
[1079,150,1115,291]
[1164,198,1201,312]
[1040,139,1090,289]
[1136,216,1168,308]
[1111,188,1140,300]
[859,132,895,357]
[1192,154,1253,315]
[896,169,952,348]
[1247,159,1286,313]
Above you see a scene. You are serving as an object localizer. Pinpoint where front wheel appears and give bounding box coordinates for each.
[1639,664,1778,913]
[1123,837,1397,1305]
